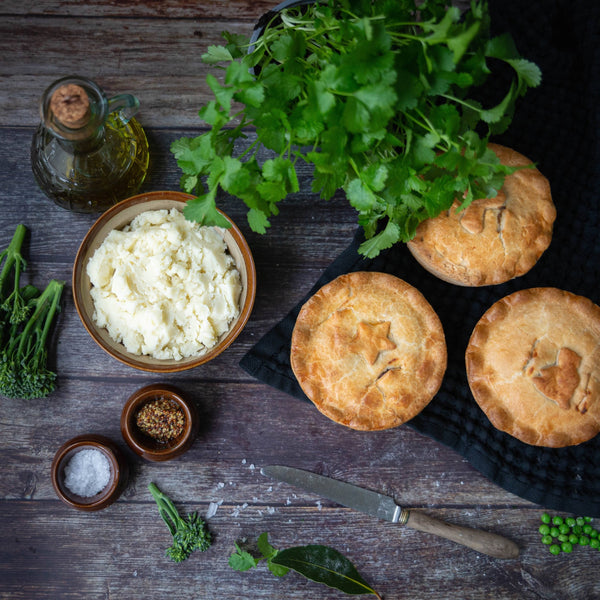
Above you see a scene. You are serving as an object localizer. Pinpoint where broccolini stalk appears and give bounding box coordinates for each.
[0,279,63,399]
[148,482,212,563]
[0,224,29,330]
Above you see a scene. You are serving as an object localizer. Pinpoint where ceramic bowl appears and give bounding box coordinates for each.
[120,383,198,462]
[51,434,128,511]
[72,191,256,372]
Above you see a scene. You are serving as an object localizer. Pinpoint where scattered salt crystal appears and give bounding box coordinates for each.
[316,501,322,511]
[249,464,255,470]
[267,507,275,514]
[206,502,220,519]
[242,458,247,464]
[242,502,248,509]
[286,497,292,505]
[63,448,111,497]
[217,482,225,489]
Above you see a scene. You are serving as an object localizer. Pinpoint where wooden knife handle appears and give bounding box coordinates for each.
[404,510,519,559]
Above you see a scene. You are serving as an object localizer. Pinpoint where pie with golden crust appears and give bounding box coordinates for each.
[290,271,447,431]
[407,143,556,286]
[466,288,600,447]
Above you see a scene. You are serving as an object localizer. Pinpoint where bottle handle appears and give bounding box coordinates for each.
[107,93,140,124]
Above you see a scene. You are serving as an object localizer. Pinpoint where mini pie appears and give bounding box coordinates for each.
[466,288,600,447]
[290,271,447,431]
[407,143,556,286]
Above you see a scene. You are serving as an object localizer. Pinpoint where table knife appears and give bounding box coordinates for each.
[261,465,519,559]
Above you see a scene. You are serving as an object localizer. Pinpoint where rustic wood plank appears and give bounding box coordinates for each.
[0,0,274,19]
[0,17,257,128]
[0,500,596,600]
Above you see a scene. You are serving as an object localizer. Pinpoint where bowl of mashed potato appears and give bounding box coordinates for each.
[72,191,256,372]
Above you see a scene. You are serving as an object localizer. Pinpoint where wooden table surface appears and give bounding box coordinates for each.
[1,1,598,599]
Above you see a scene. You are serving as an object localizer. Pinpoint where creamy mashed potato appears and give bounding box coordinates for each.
[86,208,242,360]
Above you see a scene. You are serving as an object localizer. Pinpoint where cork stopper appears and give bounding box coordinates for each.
[50,83,91,128]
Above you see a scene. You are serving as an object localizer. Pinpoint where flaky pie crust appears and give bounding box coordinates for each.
[466,288,600,447]
[291,272,447,431]
[407,144,556,286]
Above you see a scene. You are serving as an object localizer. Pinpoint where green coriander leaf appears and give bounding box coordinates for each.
[256,532,277,559]
[422,6,461,45]
[225,60,255,86]
[221,31,248,58]
[206,73,235,112]
[505,58,542,88]
[235,83,265,108]
[229,544,259,572]
[247,207,270,234]
[198,100,229,127]
[183,191,231,229]
[345,178,380,212]
[170,135,215,176]
[485,33,520,60]
[220,156,251,196]
[202,44,234,64]
[447,20,481,63]
[343,97,371,133]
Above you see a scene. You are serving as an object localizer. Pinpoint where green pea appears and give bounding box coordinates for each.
[541,513,551,524]
[552,516,564,526]
[569,534,579,544]
[579,536,590,546]
[550,527,560,537]
[549,544,561,555]
[590,539,600,549]
[559,524,570,535]
[565,517,576,527]
[557,534,569,543]
[573,525,583,535]
[590,529,599,539]
[583,525,593,535]
[561,542,573,553]
[576,517,586,526]
[539,524,550,535]
[584,517,592,523]
[541,535,553,545]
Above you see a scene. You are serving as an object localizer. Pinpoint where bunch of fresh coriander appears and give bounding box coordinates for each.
[172,0,541,257]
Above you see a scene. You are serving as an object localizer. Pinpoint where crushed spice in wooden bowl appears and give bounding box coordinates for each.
[120,384,198,461]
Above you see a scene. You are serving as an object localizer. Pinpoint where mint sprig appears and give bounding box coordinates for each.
[172,0,541,257]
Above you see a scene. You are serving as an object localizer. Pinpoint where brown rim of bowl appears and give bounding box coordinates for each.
[51,434,126,511]
[120,383,198,462]
[72,191,257,372]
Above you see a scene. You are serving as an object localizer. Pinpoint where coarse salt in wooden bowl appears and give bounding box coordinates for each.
[51,434,128,511]
[72,191,256,373]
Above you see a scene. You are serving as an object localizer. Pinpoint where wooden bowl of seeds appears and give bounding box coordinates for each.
[120,384,198,461]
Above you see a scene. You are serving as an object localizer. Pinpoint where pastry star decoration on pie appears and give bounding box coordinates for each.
[348,320,397,365]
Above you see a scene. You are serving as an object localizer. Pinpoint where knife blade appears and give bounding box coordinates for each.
[261,465,519,559]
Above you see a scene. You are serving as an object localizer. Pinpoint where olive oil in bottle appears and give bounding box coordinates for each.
[31,75,150,213]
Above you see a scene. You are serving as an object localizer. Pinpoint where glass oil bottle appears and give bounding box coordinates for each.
[31,75,150,213]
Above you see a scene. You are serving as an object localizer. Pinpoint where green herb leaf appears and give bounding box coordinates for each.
[229,543,259,571]
[173,0,541,257]
[271,544,381,597]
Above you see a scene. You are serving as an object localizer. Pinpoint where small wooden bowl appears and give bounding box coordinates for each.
[51,435,128,511]
[120,384,198,462]
[72,191,256,372]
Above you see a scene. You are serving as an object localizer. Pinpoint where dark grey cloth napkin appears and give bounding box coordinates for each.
[240,0,600,516]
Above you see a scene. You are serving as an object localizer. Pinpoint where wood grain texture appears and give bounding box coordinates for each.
[1,1,599,599]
